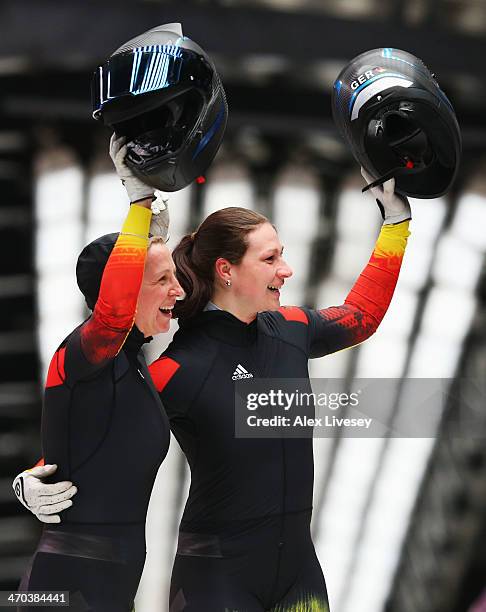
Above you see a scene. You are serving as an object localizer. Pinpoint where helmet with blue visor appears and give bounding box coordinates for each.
[92,23,227,192]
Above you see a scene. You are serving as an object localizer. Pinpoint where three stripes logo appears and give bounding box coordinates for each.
[232,364,254,380]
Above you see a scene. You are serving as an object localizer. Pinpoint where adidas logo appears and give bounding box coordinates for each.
[232,364,254,380]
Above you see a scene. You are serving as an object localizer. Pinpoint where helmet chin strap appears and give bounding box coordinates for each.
[362,132,433,193]
[361,167,399,192]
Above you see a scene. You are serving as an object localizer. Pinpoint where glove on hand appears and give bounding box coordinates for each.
[150,192,170,242]
[361,167,412,225]
[110,133,155,204]
[12,464,77,524]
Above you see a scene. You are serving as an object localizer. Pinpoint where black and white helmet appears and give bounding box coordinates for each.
[332,48,461,198]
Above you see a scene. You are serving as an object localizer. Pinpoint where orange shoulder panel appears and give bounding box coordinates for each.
[149,356,181,393]
[45,347,66,389]
[277,306,309,325]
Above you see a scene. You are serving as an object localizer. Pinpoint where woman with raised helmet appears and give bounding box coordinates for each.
[13,135,183,611]
[17,173,410,611]
[12,21,225,611]
[13,20,413,611]
[145,174,411,612]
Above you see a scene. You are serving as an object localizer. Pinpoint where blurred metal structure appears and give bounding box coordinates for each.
[386,292,486,612]
[0,117,41,588]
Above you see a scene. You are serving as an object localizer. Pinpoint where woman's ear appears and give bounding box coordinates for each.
[214,257,232,285]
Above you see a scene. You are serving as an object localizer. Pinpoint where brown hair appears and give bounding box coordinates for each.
[173,206,268,321]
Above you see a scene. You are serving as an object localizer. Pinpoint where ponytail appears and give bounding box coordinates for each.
[172,234,213,321]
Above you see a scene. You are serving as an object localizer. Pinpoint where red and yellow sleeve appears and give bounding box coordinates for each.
[80,204,152,364]
[345,220,410,323]
[311,221,410,354]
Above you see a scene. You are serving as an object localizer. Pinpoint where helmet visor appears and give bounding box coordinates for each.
[92,46,212,119]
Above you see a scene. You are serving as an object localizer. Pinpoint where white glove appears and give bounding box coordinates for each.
[109,133,155,203]
[12,464,77,524]
[361,168,411,225]
[150,191,170,242]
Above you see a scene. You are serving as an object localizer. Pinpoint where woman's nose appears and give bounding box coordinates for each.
[278,260,293,279]
[171,279,184,297]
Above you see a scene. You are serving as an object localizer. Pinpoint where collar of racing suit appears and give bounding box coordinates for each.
[179,309,258,347]
[123,324,153,353]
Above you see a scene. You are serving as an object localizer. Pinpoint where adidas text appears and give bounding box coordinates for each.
[232,364,254,380]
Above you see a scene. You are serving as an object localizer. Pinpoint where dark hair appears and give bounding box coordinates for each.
[173,206,269,321]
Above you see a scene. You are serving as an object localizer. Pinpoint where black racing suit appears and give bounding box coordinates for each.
[20,205,170,611]
[147,221,410,611]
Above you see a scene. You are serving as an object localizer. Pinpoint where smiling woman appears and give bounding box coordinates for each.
[134,236,183,336]
[172,206,284,322]
[77,234,183,340]
[211,221,293,321]
[11,135,181,612]
[151,192,410,612]
[16,176,411,611]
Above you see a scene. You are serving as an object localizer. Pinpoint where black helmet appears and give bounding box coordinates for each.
[332,48,461,199]
[92,23,228,192]
[76,233,117,310]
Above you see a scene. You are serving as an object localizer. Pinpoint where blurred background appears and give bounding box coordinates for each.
[1,1,486,611]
